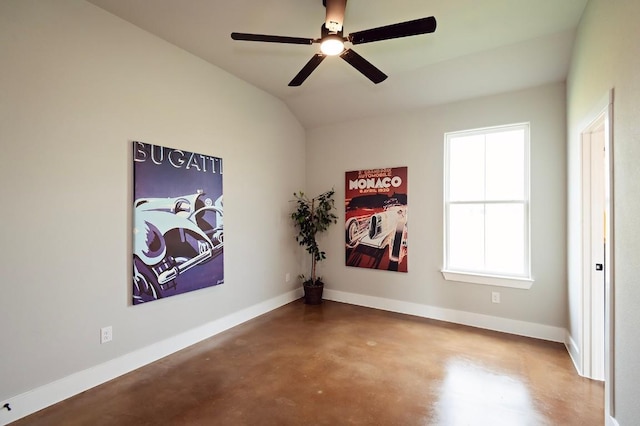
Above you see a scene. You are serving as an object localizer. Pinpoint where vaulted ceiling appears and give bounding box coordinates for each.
[87,0,588,128]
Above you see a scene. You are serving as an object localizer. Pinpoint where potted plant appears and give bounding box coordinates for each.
[291,189,338,304]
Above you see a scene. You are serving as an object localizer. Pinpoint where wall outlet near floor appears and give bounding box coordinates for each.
[285,273,291,283]
[100,326,113,344]
[491,292,501,304]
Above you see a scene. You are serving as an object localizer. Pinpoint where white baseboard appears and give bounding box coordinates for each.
[323,289,566,342]
[564,331,582,376]
[0,290,301,426]
[607,416,619,426]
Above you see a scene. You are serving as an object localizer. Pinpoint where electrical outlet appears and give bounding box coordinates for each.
[285,273,291,283]
[491,292,501,304]
[100,326,113,344]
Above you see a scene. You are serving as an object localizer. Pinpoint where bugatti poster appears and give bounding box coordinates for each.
[345,167,408,272]
[132,141,224,304]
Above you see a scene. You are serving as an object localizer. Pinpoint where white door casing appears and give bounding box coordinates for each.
[579,89,614,419]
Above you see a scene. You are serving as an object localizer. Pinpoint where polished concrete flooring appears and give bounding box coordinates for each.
[14,300,603,425]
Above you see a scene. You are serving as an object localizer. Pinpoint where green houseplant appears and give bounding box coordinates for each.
[291,189,338,304]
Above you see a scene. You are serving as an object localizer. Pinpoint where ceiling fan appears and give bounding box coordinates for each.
[230,0,437,86]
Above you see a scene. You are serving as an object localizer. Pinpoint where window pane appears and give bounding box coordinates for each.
[448,204,484,271]
[485,129,525,200]
[449,134,485,201]
[444,123,529,281]
[485,204,525,275]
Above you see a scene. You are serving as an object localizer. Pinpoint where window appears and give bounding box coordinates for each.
[442,123,533,289]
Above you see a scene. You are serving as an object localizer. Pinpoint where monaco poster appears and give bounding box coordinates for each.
[132,141,224,304]
[345,167,408,272]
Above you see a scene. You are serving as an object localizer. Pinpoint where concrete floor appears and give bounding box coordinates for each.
[14,300,603,425]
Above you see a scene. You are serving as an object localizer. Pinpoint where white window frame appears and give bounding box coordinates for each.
[442,123,533,289]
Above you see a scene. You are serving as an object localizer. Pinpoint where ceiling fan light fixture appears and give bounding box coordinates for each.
[320,35,344,56]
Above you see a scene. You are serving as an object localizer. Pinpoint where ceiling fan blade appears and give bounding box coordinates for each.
[231,32,314,45]
[289,54,326,86]
[324,0,347,32]
[340,49,387,84]
[349,16,437,45]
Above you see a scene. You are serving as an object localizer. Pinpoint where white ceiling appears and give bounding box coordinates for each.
[87,0,588,129]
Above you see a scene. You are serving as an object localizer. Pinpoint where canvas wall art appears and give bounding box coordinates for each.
[345,167,408,272]
[132,141,224,304]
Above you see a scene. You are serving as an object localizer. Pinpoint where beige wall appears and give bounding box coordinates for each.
[306,83,567,327]
[567,0,640,423]
[0,0,305,402]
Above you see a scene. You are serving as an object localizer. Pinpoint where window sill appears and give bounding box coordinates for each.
[441,270,534,289]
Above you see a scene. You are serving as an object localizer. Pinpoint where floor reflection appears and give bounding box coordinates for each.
[433,357,547,426]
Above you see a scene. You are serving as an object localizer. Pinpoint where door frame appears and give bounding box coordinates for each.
[580,88,614,418]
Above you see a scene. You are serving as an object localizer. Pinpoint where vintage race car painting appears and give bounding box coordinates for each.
[345,167,408,272]
[132,141,224,304]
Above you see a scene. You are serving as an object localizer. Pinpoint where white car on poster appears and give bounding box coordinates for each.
[346,197,407,265]
[133,191,223,303]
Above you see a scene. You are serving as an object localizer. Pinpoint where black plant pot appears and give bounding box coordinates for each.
[303,281,324,305]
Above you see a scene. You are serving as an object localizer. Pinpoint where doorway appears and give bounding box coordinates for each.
[580,89,614,417]
[581,115,605,380]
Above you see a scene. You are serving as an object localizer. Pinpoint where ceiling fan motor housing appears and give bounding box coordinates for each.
[321,23,343,39]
